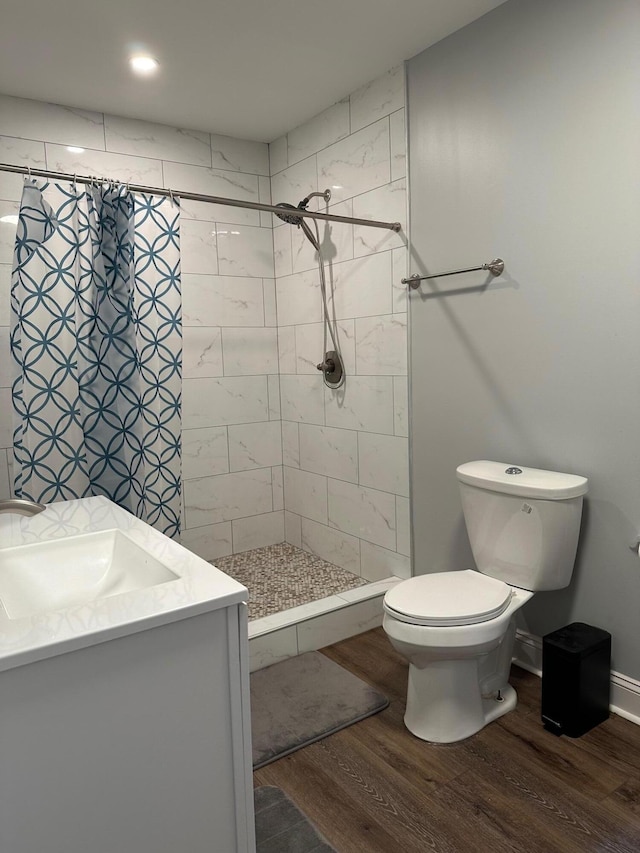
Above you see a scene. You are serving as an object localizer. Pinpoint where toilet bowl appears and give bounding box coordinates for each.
[383,571,533,742]
[383,460,588,743]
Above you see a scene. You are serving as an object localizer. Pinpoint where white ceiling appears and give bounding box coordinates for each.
[0,0,506,142]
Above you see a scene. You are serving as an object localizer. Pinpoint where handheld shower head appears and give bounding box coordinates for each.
[274,202,321,252]
[274,189,331,226]
[299,219,320,252]
[274,202,302,226]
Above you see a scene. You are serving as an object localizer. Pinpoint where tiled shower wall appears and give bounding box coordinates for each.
[0,93,281,555]
[0,66,411,580]
[270,66,411,582]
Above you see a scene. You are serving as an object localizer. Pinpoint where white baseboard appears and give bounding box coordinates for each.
[512,629,543,677]
[513,629,640,727]
[609,672,640,725]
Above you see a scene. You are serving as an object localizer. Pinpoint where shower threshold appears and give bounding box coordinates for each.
[215,542,401,672]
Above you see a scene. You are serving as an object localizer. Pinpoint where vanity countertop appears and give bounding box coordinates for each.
[0,496,247,672]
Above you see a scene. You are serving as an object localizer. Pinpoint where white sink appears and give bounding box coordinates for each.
[0,529,178,619]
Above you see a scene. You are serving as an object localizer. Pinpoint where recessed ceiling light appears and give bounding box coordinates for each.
[1,214,19,225]
[130,55,160,75]
[66,146,85,154]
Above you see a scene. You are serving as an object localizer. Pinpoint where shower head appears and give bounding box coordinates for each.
[274,189,332,226]
[274,201,321,252]
[274,202,302,226]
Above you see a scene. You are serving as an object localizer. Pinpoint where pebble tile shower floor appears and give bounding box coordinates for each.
[215,543,367,620]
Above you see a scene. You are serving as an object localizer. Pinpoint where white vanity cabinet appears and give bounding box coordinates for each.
[0,497,256,853]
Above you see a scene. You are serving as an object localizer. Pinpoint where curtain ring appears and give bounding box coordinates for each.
[168,187,175,206]
[26,165,32,182]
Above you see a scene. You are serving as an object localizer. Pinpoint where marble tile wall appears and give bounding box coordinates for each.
[269,66,411,581]
[0,66,412,579]
[0,93,280,558]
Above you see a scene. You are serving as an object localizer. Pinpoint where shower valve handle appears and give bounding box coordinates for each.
[316,358,336,374]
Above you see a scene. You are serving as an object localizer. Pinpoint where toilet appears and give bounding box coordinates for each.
[383,460,588,743]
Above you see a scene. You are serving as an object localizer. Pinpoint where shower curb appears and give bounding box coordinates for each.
[248,577,400,672]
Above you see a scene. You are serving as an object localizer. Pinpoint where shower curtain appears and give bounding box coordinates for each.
[10,180,182,537]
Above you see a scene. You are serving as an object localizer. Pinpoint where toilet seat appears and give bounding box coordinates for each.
[383,569,512,627]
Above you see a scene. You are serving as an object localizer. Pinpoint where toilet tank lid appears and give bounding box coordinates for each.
[456,461,588,500]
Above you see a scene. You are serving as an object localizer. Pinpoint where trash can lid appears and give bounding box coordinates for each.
[544,622,611,658]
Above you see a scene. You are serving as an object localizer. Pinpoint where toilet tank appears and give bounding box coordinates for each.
[456,461,588,592]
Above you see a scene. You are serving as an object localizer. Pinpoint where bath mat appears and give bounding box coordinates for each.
[254,785,336,852]
[251,651,389,769]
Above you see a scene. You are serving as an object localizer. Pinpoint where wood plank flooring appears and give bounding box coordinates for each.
[253,628,640,853]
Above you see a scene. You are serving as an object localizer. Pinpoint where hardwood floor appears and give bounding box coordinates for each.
[253,628,640,853]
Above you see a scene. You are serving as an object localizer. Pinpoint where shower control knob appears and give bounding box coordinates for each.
[317,351,344,388]
[316,359,336,374]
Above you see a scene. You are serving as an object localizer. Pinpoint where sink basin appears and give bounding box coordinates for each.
[0,529,178,619]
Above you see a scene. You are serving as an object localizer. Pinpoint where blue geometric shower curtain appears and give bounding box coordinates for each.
[10,181,182,537]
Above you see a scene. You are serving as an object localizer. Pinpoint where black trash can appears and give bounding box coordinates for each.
[541,622,611,737]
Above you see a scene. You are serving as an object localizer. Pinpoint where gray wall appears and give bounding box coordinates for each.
[407,0,640,679]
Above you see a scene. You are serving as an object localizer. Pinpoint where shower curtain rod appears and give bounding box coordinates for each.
[0,162,402,233]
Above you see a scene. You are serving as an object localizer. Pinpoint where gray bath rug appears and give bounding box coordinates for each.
[251,651,389,769]
[254,786,336,852]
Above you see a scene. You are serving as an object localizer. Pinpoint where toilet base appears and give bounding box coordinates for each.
[404,658,517,743]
